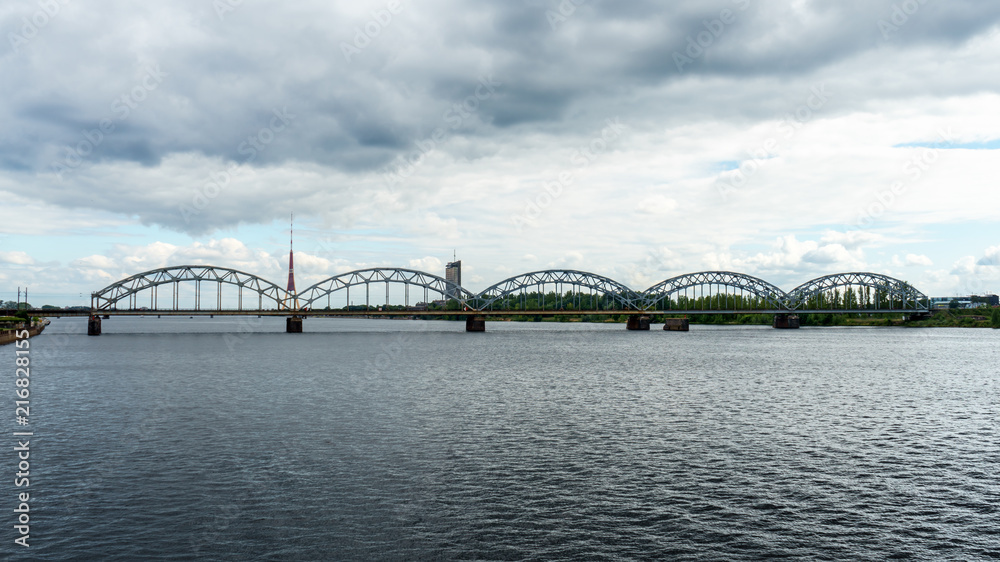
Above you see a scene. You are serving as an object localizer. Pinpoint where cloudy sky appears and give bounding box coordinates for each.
[2,0,999,306]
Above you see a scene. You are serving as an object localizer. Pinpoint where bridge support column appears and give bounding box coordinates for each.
[286,316,303,333]
[466,316,486,332]
[87,315,102,336]
[773,314,800,329]
[663,318,689,331]
[626,315,651,331]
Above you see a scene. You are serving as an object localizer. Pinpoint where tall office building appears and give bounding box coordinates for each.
[445,259,461,300]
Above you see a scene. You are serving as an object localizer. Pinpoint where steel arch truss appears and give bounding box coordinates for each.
[296,268,474,309]
[786,272,929,311]
[470,270,644,311]
[89,265,933,315]
[642,271,790,311]
[91,265,291,311]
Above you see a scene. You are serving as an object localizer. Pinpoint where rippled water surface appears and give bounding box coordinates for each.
[7,317,1000,560]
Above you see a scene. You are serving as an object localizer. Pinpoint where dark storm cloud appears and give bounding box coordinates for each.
[601,1,1000,81]
[3,0,1000,188]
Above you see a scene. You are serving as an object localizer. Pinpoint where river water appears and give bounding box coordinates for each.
[5,317,999,560]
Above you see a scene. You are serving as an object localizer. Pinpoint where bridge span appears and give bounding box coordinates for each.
[8,265,932,334]
[91,266,935,333]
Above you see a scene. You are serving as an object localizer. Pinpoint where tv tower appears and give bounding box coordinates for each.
[287,213,299,309]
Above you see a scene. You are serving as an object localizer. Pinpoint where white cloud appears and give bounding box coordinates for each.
[803,244,854,265]
[636,195,678,216]
[905,254,933,266]
[548,251,585,270]
[820,230,885,250]
[408,256,444,273]
[951,256,979,276]
[891,253,934,267]
[65,239,285,289]
[0,251,35,265]
[71,255,118,269]
[948,253,1000,296]
[733,235,864,273]
[978,245,1000,266]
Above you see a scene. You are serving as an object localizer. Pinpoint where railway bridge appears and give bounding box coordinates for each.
[11,265,929,335]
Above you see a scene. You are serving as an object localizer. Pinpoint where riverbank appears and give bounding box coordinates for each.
[513,309,999,328]
[0,318,50,346]
[898,309,997,328]
[686,309,998,328]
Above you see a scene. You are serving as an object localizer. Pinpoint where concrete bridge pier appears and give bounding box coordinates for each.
[286,316,303,333]
[663,318,689,331]
[466,316,486,332]
[88,315,102,336]
[773,314,800,329]
[626,315,651,331]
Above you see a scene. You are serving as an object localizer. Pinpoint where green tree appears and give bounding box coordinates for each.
[991,308,1000,329]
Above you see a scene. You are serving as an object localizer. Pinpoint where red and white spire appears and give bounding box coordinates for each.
[287,213,298,309]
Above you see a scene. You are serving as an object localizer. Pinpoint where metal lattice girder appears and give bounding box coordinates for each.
[471,269,645,311]
[786,272,930,311]
[296,268,475,309]
[90,265,292,310]
[641,271,790,311]
[90,265,933,314]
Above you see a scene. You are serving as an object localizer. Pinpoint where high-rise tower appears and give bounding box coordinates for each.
[287,214,298,309]
[445,251,461,300]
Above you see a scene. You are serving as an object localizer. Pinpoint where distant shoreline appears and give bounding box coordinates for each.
[0,319,50,346]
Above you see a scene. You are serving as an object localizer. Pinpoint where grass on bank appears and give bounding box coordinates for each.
[484,308,1000,328]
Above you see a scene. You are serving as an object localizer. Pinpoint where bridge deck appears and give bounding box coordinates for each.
[3,308,929,318]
